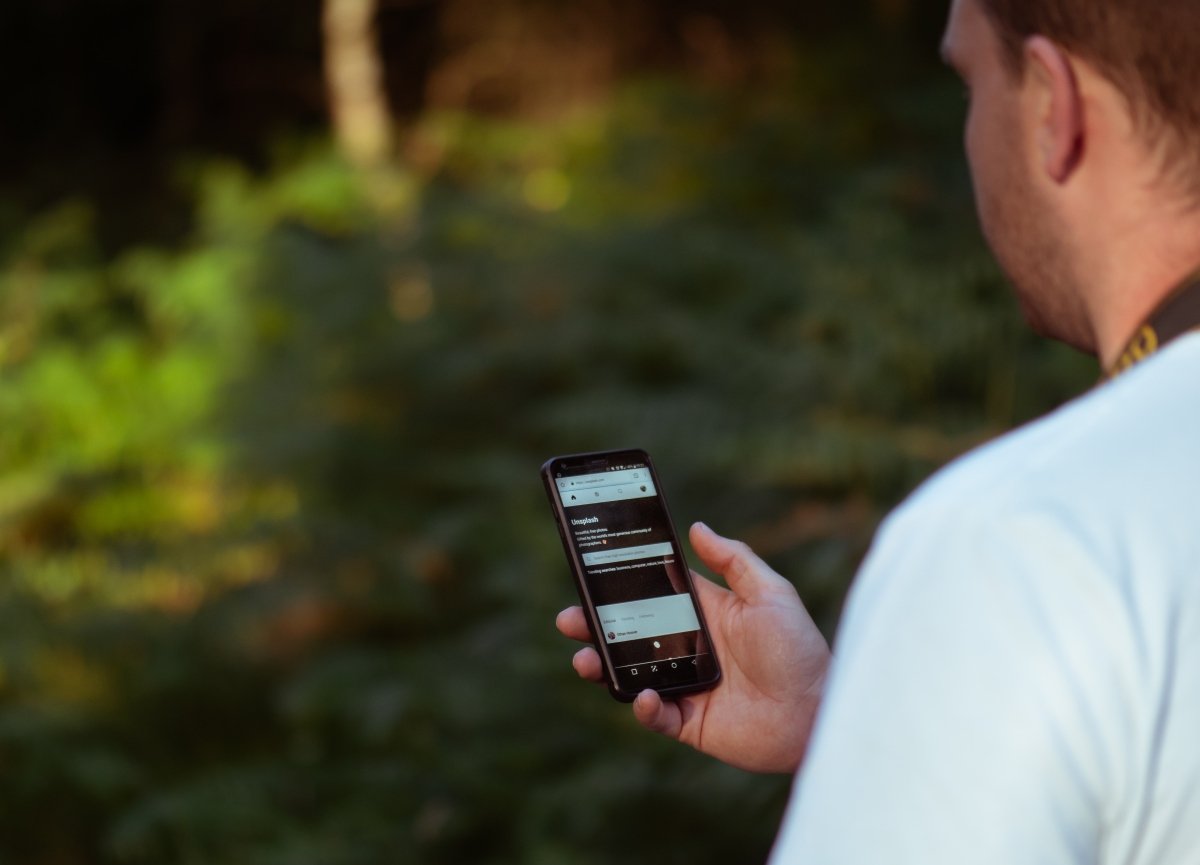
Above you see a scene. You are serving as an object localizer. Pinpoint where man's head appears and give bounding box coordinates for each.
[941,0,1200,361]
[980,0,1200,197]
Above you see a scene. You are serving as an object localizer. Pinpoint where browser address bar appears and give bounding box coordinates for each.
[556,468,649,492]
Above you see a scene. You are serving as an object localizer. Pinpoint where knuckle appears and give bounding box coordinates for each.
[728,541,758,579]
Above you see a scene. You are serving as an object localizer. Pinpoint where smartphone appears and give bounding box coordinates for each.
[542,448,721,702]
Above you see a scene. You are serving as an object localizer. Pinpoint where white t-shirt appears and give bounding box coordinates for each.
[770,333,1200,864]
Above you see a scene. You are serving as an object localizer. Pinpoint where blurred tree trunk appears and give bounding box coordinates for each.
[323,0,393,167]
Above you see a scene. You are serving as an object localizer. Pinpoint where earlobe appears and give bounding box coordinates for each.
[1025,35,1084,183]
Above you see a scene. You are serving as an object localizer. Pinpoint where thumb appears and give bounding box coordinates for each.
[689,521,795,603]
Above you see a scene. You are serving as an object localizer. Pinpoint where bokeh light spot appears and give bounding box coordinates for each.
[389,266,434,321]
[523,168,571,212]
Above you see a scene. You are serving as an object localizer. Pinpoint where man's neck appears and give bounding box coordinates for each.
[1084,218,1200,370]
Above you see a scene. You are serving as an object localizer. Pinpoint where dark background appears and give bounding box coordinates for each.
[0,1,1093,862]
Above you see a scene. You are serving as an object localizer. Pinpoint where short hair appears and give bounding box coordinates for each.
[979,0,1200,198]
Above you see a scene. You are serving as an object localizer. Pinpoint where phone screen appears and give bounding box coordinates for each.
[544,450,720,700]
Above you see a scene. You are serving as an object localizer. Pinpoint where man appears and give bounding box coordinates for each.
[558,0,1200,860]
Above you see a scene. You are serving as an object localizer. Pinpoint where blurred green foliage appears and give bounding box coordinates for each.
[0,59,1092,864]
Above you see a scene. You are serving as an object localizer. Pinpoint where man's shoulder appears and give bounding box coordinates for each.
[893,332,1200,536]
[854,331,1200,606]
[797,337,1200,865]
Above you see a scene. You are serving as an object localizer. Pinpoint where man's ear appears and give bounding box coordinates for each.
[1025,35,1084,183]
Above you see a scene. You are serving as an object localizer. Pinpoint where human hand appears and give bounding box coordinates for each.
[555,522,831,773]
